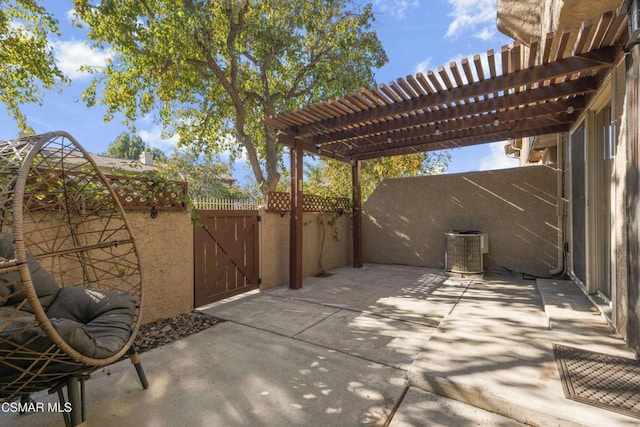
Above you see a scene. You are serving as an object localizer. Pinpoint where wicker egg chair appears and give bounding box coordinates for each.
[0,131,148,426]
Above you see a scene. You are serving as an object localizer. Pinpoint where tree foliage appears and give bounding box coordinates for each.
[155,151,248,199]
[74,0,387,195]
[305,151,451,201]
[104,132,167,161]
[0,0,68,132]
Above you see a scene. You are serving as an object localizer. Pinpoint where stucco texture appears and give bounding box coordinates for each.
[260,210,352,289]
[127,210,194,323]
[613,58,629,340]
[497,0,621,48]
[363,166,559,277]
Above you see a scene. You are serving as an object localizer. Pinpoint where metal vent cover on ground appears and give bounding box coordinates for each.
[554,344,640,419]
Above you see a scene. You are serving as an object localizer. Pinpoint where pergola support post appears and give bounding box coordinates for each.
[352,160,363,268]
[289,135,304,289]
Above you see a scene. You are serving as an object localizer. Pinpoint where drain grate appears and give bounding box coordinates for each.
[553,344,640,419]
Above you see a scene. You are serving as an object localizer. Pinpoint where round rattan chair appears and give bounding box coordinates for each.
[0,131,148,426]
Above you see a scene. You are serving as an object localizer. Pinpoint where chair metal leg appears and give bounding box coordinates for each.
[19,394,33,414]
[55,387,72,427]
[67,377,85,427]
[127,346,149,389]
[52,376,87,427]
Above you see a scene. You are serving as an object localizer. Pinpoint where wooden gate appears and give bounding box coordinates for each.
[194,210,260,307]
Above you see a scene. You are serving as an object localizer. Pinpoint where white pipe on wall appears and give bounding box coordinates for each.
[549,133,565,276]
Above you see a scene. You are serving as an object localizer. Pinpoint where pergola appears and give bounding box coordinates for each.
[263,10,627,289]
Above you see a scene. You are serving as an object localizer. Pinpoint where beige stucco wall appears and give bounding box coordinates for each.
[20,208,193,324]
[497,0,543,45]
[127,210,194,323]
[260,210,351,289]
[363,166,559,277]
[498,0,620,49]
[612,58,629,339]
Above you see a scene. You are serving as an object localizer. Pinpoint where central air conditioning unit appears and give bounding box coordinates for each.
[445,230,488,274]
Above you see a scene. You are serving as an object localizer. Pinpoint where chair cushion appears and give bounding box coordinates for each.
[0,306,78,383]
[0,286,135,390]
[0,232,59,310]
[46,286,135,359]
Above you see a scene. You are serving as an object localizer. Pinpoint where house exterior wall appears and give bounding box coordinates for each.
[362,167,558,277]
[496,0,542,45]
[127,210,194,323]
[613,59,630,341]
[625,43,640,353]
[497,0,620,51]
[498,0,640,352]
[259,210,352,289]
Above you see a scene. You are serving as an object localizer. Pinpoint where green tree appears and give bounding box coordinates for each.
[104,132,167,161]
[155,151,248,199]
[74,0,387,195]
[0,0,68,132]
[305,151,451,201]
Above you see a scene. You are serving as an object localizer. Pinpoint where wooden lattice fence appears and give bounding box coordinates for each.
[20,169,187,212]
[266,192,350,214]
[105,174,188,211]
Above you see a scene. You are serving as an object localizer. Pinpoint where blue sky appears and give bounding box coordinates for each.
[1,0,519,182]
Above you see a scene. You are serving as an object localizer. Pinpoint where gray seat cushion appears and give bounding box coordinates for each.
[1,232,135,370]
[46,286,135,359]
[0,232,59,311]
[0,286,136,387]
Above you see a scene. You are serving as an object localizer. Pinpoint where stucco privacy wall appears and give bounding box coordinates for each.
[363,166,558,277]
[260,210,351,289]
[20,209,193,324]
[127,210,194,323]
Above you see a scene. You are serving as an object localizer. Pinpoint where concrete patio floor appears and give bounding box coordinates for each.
[1,263,637,426]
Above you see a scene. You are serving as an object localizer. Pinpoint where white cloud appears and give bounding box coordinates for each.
[9,20,25,31]
[445,0,497,40]
[140,114,155,126]
[138,125,180,152]
[65,8,77,22]
[65,8,87,27]
[474,26,495,41]
[52,40,111,80]
[479,141,519,171]
[414,57,433,75]
[374,0,419,20]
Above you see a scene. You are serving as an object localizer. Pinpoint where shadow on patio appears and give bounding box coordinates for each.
[2,264,637,426]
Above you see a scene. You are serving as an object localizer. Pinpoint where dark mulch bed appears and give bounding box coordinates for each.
[134,311,222,353]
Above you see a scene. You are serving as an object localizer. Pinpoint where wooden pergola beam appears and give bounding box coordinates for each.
[329,104,582,152]
[363,114,568,152]
[354,124,570,160]
[288,136,304,289]
[276,131,352,163]
[345,112,574,157]
[293,47,615,137]
[311,77,596,146]
[352,160,362,268]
